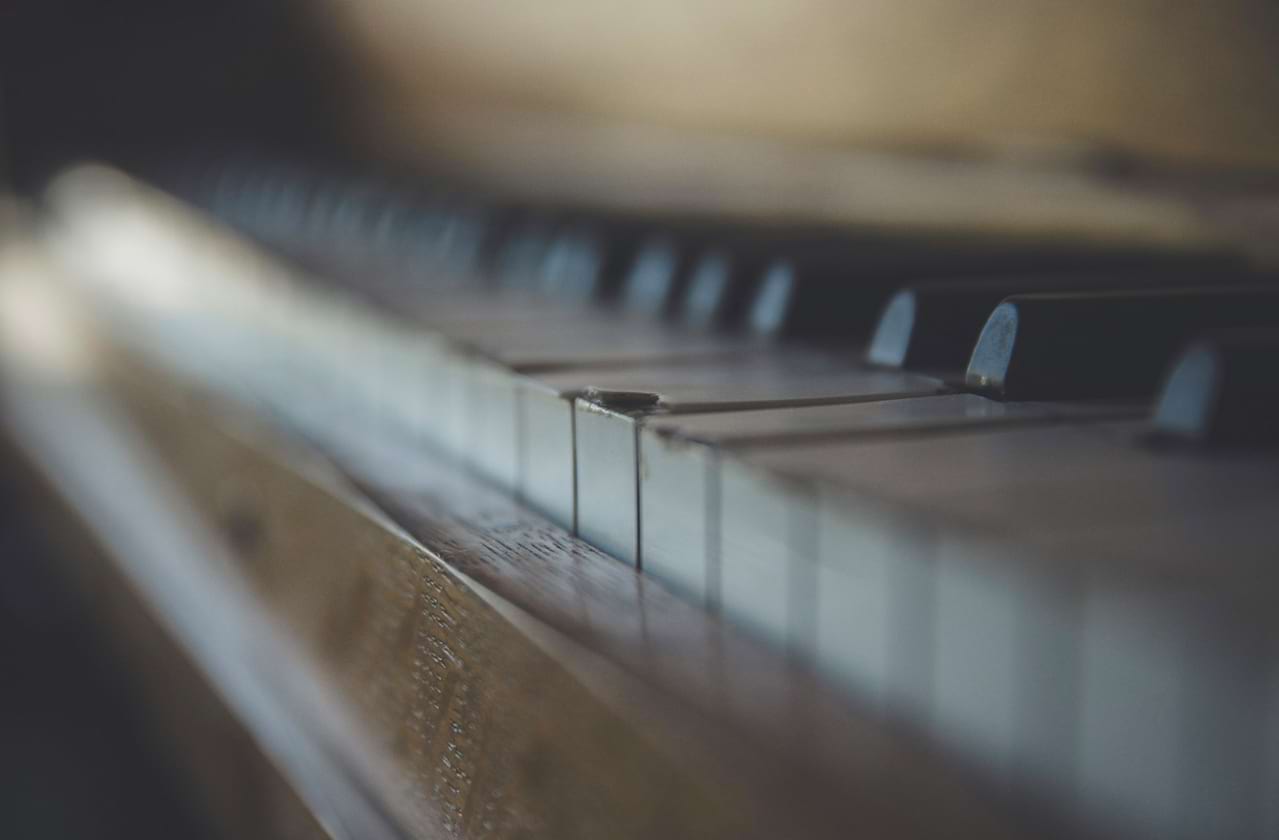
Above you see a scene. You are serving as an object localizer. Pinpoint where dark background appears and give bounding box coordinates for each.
[0,473,212,840]
[0,0,351,193]
[1,4,348,836]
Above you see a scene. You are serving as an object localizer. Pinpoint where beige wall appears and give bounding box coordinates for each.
[328,1,1279,171]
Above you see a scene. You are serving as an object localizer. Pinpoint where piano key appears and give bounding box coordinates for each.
[374,198,530,289]
[512,350,886,528]
[371,314,791,477]
[267,292,757,498]
[716,422,1128,679]
[679,248,773,330]
[64,165,1279,838]
[425,201,492,280]
[493,216,560,290]
[746,250,930,341]
[218,167,458,279]
[360,242,933,459]
[383,252,751,354]
[539,226,604,299]
[571,367,950,563]
[350,230,652,329]
[458,318,756,369]
[1079,538,1279,837]
[747,238,1226,343]
[744,252,921,342]
[1072,589,1276,839]
[372,284,593,328]
[437,200,540,284]
[721,423,1279,836]
[925,535,1070,780]
[737,421,1279,539]
[966,286,1279,401]
[452,290,763,473]
[357,242,720,356]
[870,281,1018,372]
[363,223,682,335]
[622,221,758,318]
[620,236,686,317]
[1152,329,1279,447]
[867,266,1257,374]
[638,394,1134,606]
[537,223,647,303]
[465,345,946,560]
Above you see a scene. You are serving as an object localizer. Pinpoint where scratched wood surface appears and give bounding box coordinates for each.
[1,197,1061,836]
[83,330,1059,838]
[109,381,748,839]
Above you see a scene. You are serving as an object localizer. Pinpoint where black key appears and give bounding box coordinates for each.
[620,236,681,316]
[740,254,948,343]
[966,286,1279,400]
[424,201,492,279]
[745,239,1228,343]
[870,281,1027,372]
[623,219,759,319]
[538,225,607,300]
[679,248,774,330]
[868,267,1255,373]
[1152,330,1279,447]
[493,217,559,290]
[376,196,492,286]
[538,223,652,303]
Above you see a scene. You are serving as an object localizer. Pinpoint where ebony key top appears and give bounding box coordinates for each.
[868,266,1254,374]
[620,230,733,319]
[966,286,1279,400]
[1152,329,1279,447]
[539,221,656,303]
[620,236,683,317]
[749,239,1232,343]
[680,248,775,330]
[494,217,560,290]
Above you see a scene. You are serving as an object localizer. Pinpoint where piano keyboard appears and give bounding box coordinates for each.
[36,163,1279,839]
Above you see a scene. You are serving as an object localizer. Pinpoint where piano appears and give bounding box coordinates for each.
[3,2,1279,839]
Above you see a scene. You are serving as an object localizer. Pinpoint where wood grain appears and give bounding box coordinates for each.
[97,343,1052,839]
[3,168,1081,839]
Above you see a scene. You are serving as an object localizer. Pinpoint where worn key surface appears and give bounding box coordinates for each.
[718,418,1279,838]
[572,365,947,563]
[866,264,1256,374]
[1151,328,1279,447]
[966,286,1279,400]
[637,393,1134,603]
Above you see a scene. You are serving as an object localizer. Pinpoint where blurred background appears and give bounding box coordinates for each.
[0,472,212,840]
[1,0,350,193]
[2,3,336,836]
[4,2,1279,838]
